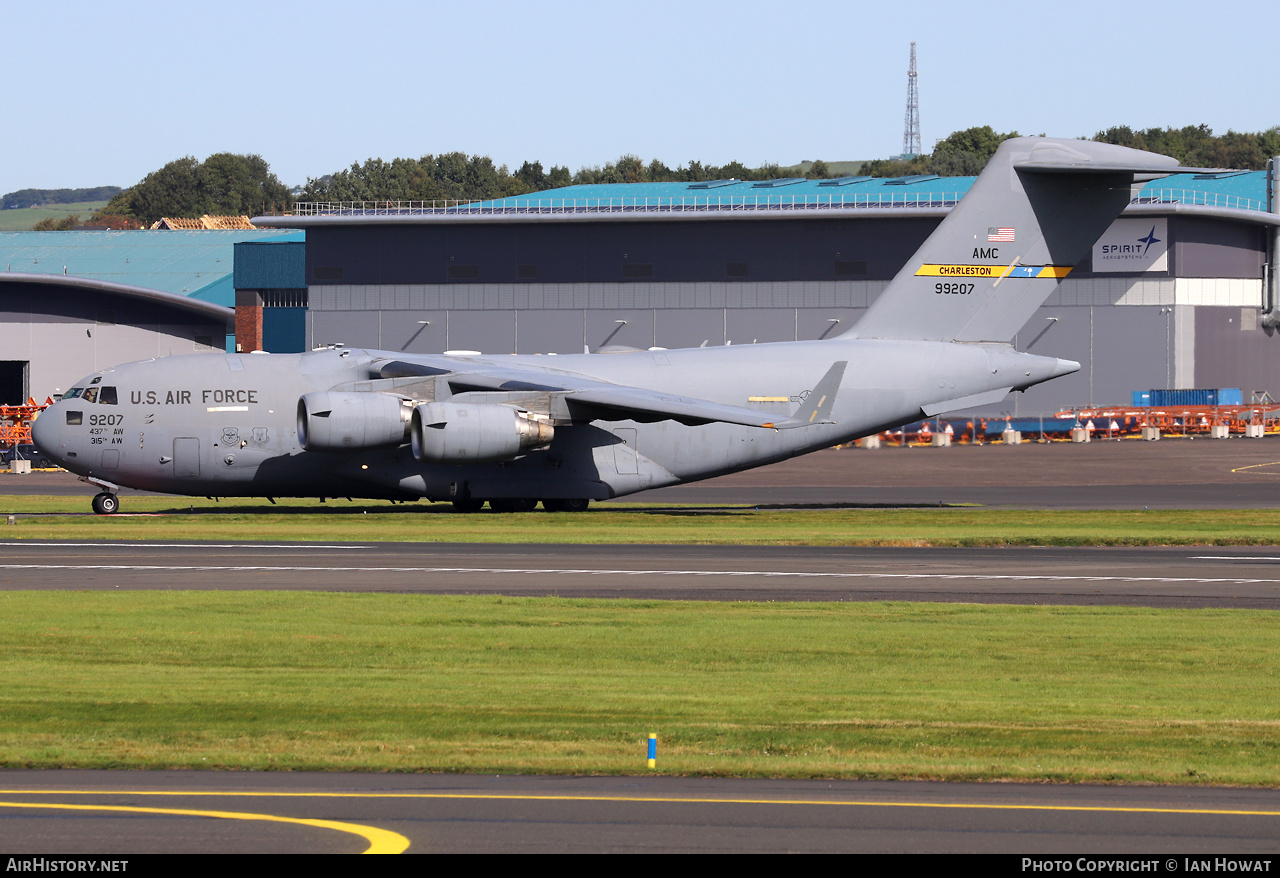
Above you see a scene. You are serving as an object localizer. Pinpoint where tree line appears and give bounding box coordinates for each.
[293,153,812,204]
[856,124,1280,180]
[20,123,1276,229]
[295,154,570,203]
[90,154,293,228]
[270,123,1280,206]
[1091,124,1280,171]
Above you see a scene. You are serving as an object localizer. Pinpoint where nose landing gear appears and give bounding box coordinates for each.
[91,492,119,515]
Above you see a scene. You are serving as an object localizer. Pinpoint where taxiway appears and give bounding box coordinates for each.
[3,771,1279,854]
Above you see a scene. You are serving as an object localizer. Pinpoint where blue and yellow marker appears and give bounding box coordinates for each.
[647,733,657,770]
[914,263,1073,279]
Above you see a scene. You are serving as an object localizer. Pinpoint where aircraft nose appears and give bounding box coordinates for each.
[30,406,59,457]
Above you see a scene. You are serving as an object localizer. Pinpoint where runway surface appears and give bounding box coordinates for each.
[6,436,1280,510]
[3,771,1280,854]
[629,438,1280,509]
[3,540,1280,608]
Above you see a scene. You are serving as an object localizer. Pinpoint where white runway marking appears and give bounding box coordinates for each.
[0,564,1276,586]
[1191,556,1280,562]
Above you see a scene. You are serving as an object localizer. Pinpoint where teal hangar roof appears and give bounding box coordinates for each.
[0,229,303,306]
[258,169,1270,226]
[468,175,976,210]
[470,171,1267,212]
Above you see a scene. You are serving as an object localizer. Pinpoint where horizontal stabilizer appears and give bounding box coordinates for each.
[921,387,1012,417]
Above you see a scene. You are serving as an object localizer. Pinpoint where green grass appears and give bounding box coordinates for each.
[0,201,110,231]
[4,494,1280,546]
[1,592,1277,784]
[5,495,1278,783]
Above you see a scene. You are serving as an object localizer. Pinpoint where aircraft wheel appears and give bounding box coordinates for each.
[452,497,486,513]
[543,498,590,512]
[490,498,537,513]
[92,492,119,515]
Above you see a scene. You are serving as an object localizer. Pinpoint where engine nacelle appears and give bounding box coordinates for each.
[297,391,411,451]
[410,402,554,463]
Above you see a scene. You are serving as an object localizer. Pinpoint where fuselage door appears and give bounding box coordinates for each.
[173,437,200,478]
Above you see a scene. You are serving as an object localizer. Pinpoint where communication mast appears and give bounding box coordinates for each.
[901,42,921,159]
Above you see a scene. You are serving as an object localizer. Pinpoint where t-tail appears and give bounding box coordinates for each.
[847,138,1204,343]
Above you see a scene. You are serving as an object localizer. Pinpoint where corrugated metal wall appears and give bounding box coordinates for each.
[234,241,306,289]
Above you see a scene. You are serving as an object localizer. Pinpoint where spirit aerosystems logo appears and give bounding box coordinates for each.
[1092,217,1168,273]
[1136,225,1161,254]
[1101,225,1160,258]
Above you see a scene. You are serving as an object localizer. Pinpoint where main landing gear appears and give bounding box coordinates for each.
[91,492,119,515]
[542,498,590,512]
[450,498,591,513]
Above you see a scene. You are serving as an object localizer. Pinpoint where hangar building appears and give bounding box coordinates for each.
[252,166,1280,416]
[0,229,302,403]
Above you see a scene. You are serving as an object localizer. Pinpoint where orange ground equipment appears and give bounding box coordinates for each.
[1056,404,1280,436]
[1,398,51,460]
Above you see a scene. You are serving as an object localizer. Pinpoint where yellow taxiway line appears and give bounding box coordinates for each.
[3,789,1280,819]
[1232,461,1280,475]
[0,800,409,854]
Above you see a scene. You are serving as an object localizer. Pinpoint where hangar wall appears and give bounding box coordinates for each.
[0,282,226,403]
[292,208,1276,414]
[300,219,939,286]
[0,229,299,401]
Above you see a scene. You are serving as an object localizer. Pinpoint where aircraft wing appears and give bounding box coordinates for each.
[559,384,789,428]
[372,356,840,429]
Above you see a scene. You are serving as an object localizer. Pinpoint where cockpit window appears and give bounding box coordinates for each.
[63,388,85,400]
[99,386,118,405]
[83,387,99,404]
[66,411,83,425]
[90,377,102,385]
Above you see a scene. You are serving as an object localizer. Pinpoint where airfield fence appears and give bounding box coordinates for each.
[287,189,1269,219]
[289,193,969,216]
[1130,189,1268,212]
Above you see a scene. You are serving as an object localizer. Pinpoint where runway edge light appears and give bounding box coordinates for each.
[648,733,657,770]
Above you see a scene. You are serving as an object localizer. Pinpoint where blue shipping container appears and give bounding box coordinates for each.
[1132,388,1242,407]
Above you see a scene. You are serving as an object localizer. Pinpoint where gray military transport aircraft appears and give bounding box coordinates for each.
[33,138,1206,514]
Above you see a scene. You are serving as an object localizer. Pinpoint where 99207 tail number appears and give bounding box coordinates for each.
[935,282,974,295]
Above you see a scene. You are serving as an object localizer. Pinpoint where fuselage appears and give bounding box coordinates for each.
[31,338,1076,505]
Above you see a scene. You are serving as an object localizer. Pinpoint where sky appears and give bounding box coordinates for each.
[4,0,1278,197]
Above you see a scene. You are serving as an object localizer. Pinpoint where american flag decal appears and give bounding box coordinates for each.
[988,227,1015,242]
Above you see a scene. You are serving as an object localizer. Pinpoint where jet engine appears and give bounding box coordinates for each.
[297,391,412,451]
[410,402,554,463]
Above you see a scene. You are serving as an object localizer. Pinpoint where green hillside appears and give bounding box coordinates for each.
[0,201,110,231]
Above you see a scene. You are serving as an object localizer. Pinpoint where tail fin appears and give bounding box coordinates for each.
[847,138,1193,343]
